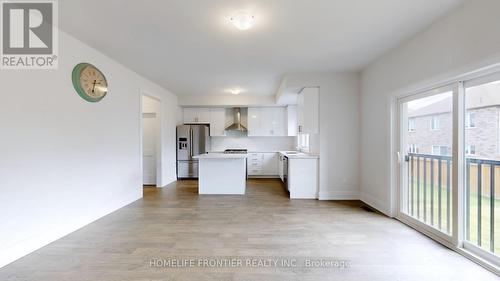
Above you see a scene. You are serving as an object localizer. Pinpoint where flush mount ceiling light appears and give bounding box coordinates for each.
[228,88,242,95]
[229,11,255,30]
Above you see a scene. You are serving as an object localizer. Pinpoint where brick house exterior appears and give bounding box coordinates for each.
[406,84,500,160]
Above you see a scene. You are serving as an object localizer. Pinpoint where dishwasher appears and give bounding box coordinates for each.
[283,155,289,191]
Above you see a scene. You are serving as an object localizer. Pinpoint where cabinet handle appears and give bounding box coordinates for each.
[189,129,193,157]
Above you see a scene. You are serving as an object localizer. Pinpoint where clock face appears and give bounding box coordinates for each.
[72,63,108,102]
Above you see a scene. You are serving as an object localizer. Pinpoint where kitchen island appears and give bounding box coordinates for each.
[193,153,247,194]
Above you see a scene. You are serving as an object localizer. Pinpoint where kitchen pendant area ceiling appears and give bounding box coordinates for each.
[59,0,464,97]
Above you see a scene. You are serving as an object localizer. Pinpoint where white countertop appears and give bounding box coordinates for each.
[197,151,318,159]
[193,153,247,159]
[278,151,319,159]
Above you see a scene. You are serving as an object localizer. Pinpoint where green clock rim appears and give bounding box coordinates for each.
[71,63,108,103]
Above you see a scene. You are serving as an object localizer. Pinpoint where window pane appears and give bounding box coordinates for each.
[465,78,500,256]
[402,89,453,234]
[409,118,415,132]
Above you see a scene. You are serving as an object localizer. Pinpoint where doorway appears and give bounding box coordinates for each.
[141,94,162,187]
[395,72,500,269]
[398,85,454,242]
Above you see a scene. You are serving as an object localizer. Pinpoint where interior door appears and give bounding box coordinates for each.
[142,113,157,185]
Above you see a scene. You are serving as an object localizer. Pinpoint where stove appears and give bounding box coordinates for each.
[224,149,248,154]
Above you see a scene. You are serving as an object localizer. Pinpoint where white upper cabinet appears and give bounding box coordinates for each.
[297,87,319,134]
[286,105,297,136]
[183,108,210,123]
[260,107,286,136]
[209,108,226,136]
[297,93,305,132]
[247,108,263,136]
[183,106,294,137]
[247,107,286,136]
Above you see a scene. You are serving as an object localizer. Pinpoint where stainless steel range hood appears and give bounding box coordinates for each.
[225,108,247,132]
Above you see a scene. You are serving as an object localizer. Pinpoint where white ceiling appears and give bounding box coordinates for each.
[59,0,464,97]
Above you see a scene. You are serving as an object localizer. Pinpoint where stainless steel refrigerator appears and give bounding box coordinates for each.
[176,124,210,178]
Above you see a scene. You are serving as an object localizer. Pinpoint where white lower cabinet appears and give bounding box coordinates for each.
[287,157,318,199]
[247,152,279,176]
[247,153,262,175]
[262,153,278,175]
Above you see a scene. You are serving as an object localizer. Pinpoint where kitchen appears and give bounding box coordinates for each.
[176,87,320,198]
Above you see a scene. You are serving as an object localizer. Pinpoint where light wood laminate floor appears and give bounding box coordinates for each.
[0,179,498,281]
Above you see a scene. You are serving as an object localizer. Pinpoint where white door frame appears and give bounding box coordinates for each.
[389,61,500,274]
[140,90,163,187]
[394,84,457,248]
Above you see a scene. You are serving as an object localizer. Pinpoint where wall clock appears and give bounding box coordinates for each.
[72,63,108,102]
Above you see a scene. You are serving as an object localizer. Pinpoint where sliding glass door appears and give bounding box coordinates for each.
[398,73,500,267]
[463,74,500,263]
[399,86,454,237]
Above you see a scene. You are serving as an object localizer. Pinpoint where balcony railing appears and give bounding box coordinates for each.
[406,153,452,233]
[406,153,500,255]
[466,157,499,253]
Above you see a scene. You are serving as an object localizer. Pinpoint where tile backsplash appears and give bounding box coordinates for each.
[211,136,296,152]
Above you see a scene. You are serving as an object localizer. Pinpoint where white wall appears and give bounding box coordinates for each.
[286,72,361,200]
[211,136,296,152]
[0,29,178,268]
[360,0,500,216]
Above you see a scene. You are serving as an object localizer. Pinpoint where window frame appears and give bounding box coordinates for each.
[393,65,500,273]
[465,112,476,129]
[465,144,476,156]
[408,118,415,132]
[430,115,441,131]
[431,145,449,156]
[408,144,419,153]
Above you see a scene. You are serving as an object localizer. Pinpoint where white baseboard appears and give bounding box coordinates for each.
[0,194,142,269]
[247,175,280,179]
[290,191,317,199]
[360,192,392,217]
[318,190,359,200]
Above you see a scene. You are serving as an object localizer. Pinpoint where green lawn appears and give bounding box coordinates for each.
[406,182,500,254]
[467,193,500,253]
